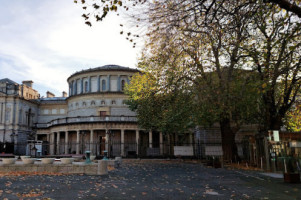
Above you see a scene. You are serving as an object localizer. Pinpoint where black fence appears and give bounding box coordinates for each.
[5,141,251,161]
[0,142,14,154]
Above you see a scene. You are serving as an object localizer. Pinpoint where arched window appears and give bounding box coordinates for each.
[91,101,95,106]
[85,81,88,93]
[82,102,86,107]
[102,80,106,91]
[111,100,116,105]
[101,100,106,105]
[121,80,125,91]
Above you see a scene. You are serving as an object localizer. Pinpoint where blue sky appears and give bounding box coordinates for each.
[0,0,141,97]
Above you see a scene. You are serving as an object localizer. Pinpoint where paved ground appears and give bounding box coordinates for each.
[0,160,300,199]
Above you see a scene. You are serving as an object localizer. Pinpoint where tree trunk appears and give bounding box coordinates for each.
[269,115,282,131]
[220,118,239,162]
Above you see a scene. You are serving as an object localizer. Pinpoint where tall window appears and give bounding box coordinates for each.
[102,80,106,91]
[121,80,125,91]
[85,81,88,93]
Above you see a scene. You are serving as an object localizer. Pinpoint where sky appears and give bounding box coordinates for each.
[0,0,142,97]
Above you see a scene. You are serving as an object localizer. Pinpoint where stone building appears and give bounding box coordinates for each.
[0,65,171,157]
[0,78,39,153]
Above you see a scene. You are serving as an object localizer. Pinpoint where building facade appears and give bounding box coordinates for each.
[0,78,39,153]
[1,64,256,159]
[0,65,171,157]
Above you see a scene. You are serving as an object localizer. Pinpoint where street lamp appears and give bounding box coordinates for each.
[105,116,114,158]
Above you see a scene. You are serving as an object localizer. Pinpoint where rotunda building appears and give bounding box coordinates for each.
[35,65,162,157]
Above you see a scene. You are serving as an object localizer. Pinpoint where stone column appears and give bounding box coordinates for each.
[121,129,125,157]
[90,129,94,152]
[69,83,72,96]
[107,75,110,91]
[2,102,6,124]
[65,131,69,154]
[74,80,77,95]
[10,99,15,125]
[71,81,74,95]
[89,76,92,92]
[81,78,83,94]
[56,132,60,155]
[117,75,121,91]
[76,130,80,154]
[50,132,55,155]
[14,100,19,127]
[97,75,100,92]
[149,130,153,148]
[136,130,139,156]
[160,132,163,155]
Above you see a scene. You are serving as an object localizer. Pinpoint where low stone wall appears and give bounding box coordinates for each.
[0,160,118,175]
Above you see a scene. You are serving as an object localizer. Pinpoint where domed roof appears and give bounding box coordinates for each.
[67,65,139,81]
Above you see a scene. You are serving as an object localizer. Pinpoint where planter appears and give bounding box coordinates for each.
[22,158,36,164]
[41,158,55,164]
[90,155,96,161]
[284,173,300,183]
[60,158,74,164]
[21,156,30,160]
[72,156,82,162]
[2,158,16,165]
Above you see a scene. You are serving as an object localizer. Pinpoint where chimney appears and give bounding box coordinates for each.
[22,80,33,88]
[62,91,67,97]
[46,91,55,98]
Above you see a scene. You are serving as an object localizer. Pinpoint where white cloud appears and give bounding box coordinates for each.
[0,0,142,97]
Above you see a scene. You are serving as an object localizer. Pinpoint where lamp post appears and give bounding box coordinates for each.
[104,116,114,159]
[32,142,37,158]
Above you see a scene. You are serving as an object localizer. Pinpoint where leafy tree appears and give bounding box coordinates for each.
[75,0,301,28]
[243,4,301,132]
[123,1,262,161]
[77,0,301,160]
[267,0,301,18]
[284,102,301,132]
[125,72,195,135]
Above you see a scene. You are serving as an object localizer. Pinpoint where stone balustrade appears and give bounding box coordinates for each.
[35,115,137,128]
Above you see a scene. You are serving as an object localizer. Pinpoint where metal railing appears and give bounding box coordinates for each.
[35,115,137,128]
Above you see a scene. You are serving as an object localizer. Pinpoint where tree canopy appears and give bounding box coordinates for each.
[76,0,301,160]
[75,0,301,27]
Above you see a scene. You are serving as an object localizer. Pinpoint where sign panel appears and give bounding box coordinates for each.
[290,141,301,148]
[174,146,194,156]
[205,146,223,156]
[273,130,280,142]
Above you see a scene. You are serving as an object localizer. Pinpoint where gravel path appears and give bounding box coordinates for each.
[0,160,300,199]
